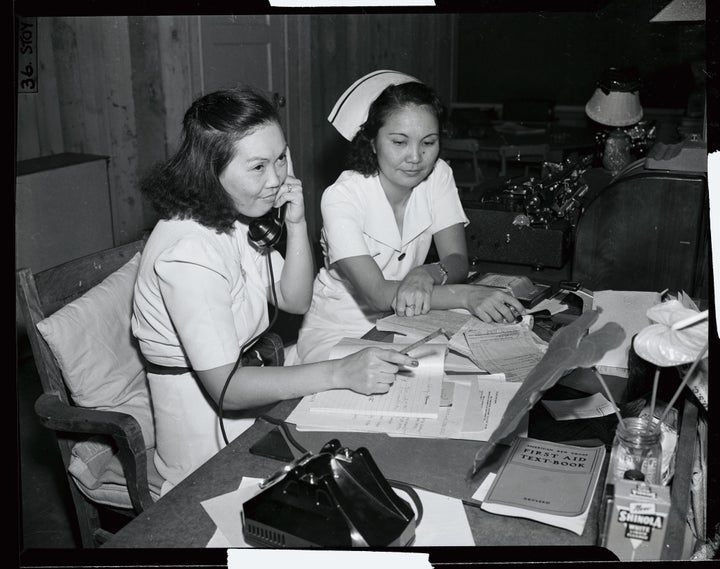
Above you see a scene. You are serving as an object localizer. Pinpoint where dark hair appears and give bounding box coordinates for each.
[346,82,447,176]
[141,87,281,233]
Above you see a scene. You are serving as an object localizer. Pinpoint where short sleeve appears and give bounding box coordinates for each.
[154,237,241,371]
[430,160,470,233]
[321,185,371,264]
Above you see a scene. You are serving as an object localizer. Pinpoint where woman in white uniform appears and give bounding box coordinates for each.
[295,71,525,364]
[132,87,418,493]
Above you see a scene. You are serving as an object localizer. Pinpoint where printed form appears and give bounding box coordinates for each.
[463,324,545,383]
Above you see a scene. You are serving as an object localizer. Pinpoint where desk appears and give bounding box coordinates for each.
[457,123,596,165]
[102,398,611,554]
[101,334,701,560]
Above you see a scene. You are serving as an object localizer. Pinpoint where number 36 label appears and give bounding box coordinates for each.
[18,17,37,93]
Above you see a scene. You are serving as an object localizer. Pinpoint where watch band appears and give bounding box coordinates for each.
[435,262,449,286]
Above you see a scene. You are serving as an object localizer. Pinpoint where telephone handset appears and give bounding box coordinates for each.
[248,203,286,249]
[248,151,294,249]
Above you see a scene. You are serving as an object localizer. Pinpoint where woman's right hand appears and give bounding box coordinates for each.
[332,347,418,395]
[464,286,526,323]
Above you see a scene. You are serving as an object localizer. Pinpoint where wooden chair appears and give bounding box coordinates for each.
[441,137,484,192]
[498,143,550,178]
[16,239,162,547]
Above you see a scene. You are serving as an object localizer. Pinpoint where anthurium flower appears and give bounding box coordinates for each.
[633,300,708,367]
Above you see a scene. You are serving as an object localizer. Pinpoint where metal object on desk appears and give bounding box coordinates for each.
[241,438,421,548]
[465,154,593,268]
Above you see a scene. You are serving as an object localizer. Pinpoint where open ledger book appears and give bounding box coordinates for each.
[475,437,606,535]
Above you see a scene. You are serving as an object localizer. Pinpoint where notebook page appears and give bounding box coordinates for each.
[307,339,445,418]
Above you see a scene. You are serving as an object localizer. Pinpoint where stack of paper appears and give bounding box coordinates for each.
[287,311,551,440]
[286,335,528,442]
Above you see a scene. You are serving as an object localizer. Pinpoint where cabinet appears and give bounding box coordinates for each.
[16,153,115,333]
[16,153,114,274]
[572,163,708,298]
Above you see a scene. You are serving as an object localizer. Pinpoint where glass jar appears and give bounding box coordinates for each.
[608,417,663,485]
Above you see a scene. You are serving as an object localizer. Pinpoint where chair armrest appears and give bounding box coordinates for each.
[34,392,155,512]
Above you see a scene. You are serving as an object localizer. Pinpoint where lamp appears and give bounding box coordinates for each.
[585,67,643,175]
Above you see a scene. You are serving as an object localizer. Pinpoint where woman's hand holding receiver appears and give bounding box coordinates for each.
[464,286,526,323]
[331,347,418,395]
[274,174,306,225]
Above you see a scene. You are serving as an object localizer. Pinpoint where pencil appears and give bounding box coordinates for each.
[399,328,447,355]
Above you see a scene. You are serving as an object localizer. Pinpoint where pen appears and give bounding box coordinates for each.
[399,328,447,355]
[506,303,523,323]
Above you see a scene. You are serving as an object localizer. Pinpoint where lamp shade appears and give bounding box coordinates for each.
[585,67,644,127]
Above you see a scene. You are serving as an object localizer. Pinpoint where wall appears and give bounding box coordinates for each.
[18,7,700,247]
[16,16,197,245]
[455,0,705,111]
[16,14,454,245]
[307,14,456,237]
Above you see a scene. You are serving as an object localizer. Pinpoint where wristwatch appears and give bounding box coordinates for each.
[435,262,449,286]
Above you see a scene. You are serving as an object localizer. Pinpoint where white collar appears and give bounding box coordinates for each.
[362,176,432,252]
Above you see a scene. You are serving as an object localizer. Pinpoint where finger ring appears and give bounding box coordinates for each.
[407,304,415,308]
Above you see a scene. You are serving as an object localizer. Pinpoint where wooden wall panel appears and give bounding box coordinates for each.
[127,15,199,230]
[96,17,144,245]
[16,18,64,160]
[157,16,199,153]
[308,14,455,241]
[285,16,318,244]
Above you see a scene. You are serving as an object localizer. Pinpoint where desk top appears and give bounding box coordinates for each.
[103,394,611,553]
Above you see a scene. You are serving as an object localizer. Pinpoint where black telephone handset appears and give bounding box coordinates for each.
[248,203,286,249]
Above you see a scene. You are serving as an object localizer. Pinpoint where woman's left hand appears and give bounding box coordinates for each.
[274,175,306,225]
[391,267,435,317]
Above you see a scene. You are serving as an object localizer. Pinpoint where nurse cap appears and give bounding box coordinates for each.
[328,70,421,141]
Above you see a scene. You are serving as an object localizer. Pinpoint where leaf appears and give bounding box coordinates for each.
[470,309,626,477]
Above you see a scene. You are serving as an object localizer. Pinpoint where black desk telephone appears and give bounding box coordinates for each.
[242,437,422,548]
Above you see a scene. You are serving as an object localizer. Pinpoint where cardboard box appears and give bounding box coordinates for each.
[599,478,671,561]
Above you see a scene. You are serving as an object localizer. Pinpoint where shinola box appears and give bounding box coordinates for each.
[599,478,671,561]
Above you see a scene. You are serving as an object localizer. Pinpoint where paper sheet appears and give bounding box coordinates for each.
[375,310,472,338]
[528,296,569,316]
[540,392,618,421]
[307,339,446,418]
[461,379,522,435]
[590,290,660,377]
[289,375,517,443]
[444,350,488,373]
[204,477,475,547]
[463,326,545,383]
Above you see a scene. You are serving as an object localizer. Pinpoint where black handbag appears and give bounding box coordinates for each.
[242,332,285,367]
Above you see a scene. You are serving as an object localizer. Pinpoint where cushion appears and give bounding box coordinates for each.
[36,253,155,449]
[68,436,163,508]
